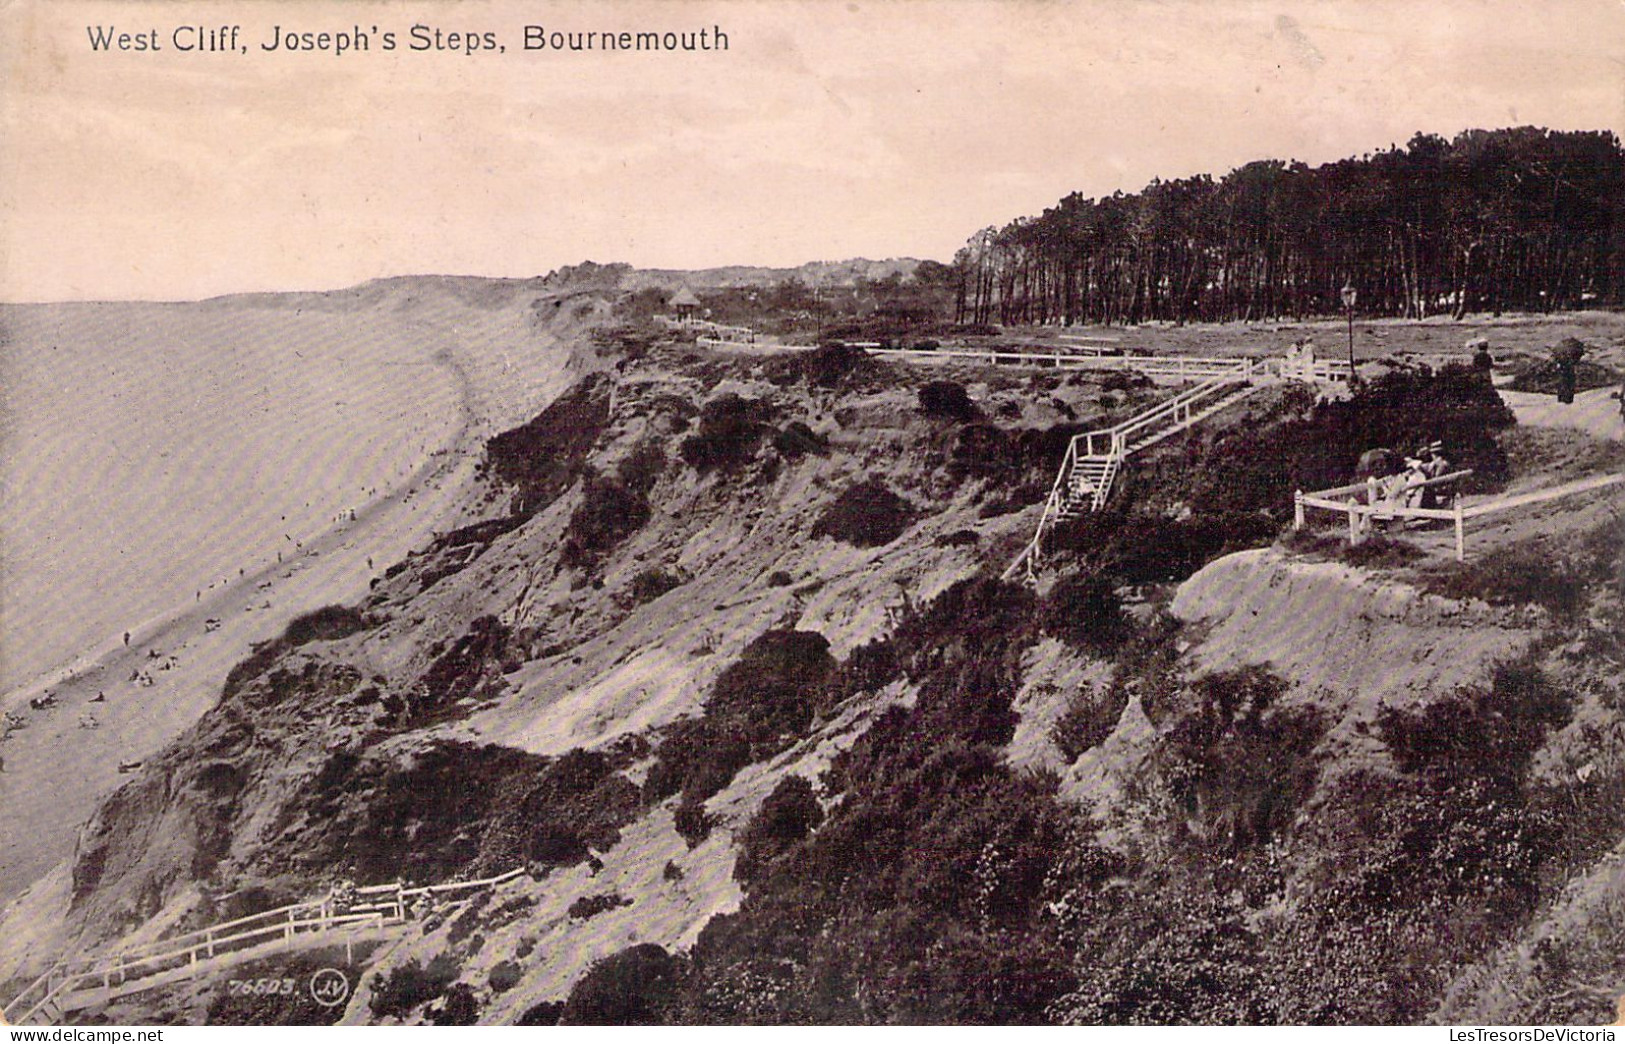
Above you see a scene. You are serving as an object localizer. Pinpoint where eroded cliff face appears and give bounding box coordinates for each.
[13,313,1100,1017]
[15,309,1622,1025]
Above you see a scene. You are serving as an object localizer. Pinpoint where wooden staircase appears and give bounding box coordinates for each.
[1004,367,1274,582]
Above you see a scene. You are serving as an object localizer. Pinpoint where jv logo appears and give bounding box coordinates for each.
[309,967,351,1008]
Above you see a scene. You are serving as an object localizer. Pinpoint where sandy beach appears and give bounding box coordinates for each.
[0,282,585,901]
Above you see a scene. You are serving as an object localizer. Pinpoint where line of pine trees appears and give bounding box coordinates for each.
[953,127,1625,326]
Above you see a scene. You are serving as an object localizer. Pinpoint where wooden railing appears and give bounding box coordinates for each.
[1294,470,1623,562]
[2,867,527,1024]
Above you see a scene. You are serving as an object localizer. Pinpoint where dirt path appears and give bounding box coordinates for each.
[1499,385,1625,443]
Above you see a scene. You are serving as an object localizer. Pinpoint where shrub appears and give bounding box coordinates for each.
[430,983,480,1026]
[517,1000,564,1025]
[1377,657,1570,781]
[629,567,685,605]
[1159,665,1327,852]
[679,393,776,473]
[1100,369,1152,393]
[766,569,794,587]
[1418,545,1586,619]
[616,439,668,497]
[558,944,681,1025]
[370,955,460,1019]
[768,342,882,388]
[283,605,373,646]
[812,479,915,548]
[673,793,713,848]
[1039,573,1132,654]
[1051,683,1129,762]
[937,529,980,547]
[562,474,650,565]
[734,775,824,886]
[568,892,632,920]
[918,380,978,422]
[484,375,612,517]
[1339,535,1425,568]
[487,960,523,993]
[773,420,829,459]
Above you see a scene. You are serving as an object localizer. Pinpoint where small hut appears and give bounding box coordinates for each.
[669,286,702,323]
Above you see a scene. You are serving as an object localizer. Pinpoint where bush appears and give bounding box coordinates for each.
[773,420,829,459]
[370,955,460,1019]
[673,793,713,848]
[484,375,612,517]
[918,380,978,422]
[812,479,915,548]
[1160,665,1327,852]
[734,775,824,886]
[430,983,480,1026]
[629,567,685,605]
[559,944,681,1025]
[645,629,838,810]
[517,1000,564,1025]
[487,960,523,993]
[679,394,776,473]
[562,474,650,564]
[1039,573,1132,654]
[936,528,980,547]
[568,892,632,920]
[1418,545,1586,619]
[766,569,794,587]
[283,605,373,646]
[1508,358,1620,396]
[1051,683,1129,762]
[768,342,883,388]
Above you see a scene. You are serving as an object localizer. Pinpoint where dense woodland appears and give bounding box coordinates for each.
[952,127,1625,326]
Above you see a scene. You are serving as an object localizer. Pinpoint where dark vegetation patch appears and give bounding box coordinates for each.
[370,955,461,1020]
[680,393,778,473]
[936,528,980,547]
[1276,529,1426,569]
[561,472,651,568]
[1050,684,1128,762]
[429,983,481,1026]
[1415,530,1615,620]
[733,775,824,888]
[1038,573,1132,654]
[918,379,979,422]
[629,566,687,605]
[763,343,887,390]
[282,605,376,647]
[568,891,632,920]
[644,629,837,809]
[295,743,637,885]
[487,960,523,993]
[811,478,915,547]
[772,420,829,459]
[482,375,613,518]
[401,615,512,726]
[558,945,681,1025]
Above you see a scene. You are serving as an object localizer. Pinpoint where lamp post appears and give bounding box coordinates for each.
[1340,283,1358,386]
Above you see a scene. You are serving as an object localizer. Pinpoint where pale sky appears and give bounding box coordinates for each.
[2,0,1621,302]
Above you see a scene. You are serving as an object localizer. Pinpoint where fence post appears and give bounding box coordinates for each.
[1347,502,1361,546]
[1294,491,1304,531]
[206,928,214,958]
[1454,496,1466,561]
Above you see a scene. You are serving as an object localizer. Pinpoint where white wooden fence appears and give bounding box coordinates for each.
[2,867,527,1024]
[1295,470,1623,561]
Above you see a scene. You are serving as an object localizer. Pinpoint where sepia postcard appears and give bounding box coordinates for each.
[2,0,1624,1029]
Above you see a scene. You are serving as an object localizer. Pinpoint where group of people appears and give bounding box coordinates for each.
[1282,338,1318,380]
[1380,441,1454,517]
